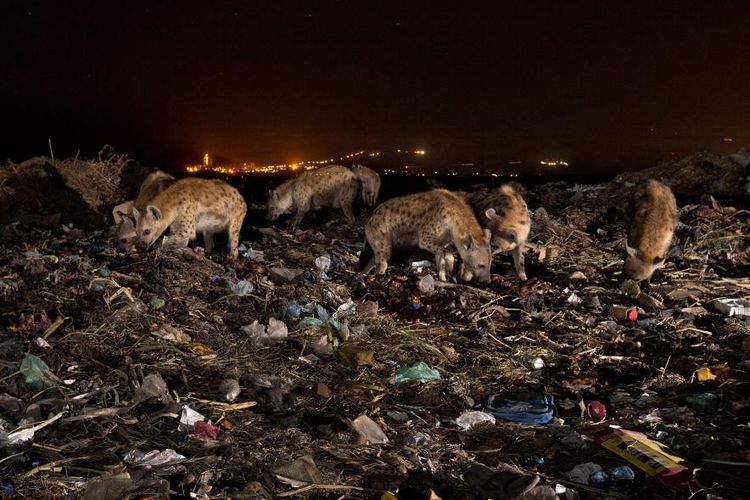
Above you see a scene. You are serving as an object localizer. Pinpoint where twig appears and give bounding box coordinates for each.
[20,456,92,479]
[277,484,366,497]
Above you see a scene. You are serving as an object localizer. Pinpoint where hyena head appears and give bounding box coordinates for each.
[484,208,518,252]
[460,229,492,283]
[266,188,291,222]
[132,205,165,249]
[115,213,137,252]
[624,244,664,282]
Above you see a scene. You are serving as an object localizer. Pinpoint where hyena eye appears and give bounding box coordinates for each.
[144,229,151,235]
[119,238,128,244]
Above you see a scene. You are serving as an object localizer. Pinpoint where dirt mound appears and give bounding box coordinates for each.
[0,149,151,228]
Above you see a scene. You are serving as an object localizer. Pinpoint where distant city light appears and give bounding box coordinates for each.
[723,137,734,143]
[185,148,550,178]
[539,159,569,167]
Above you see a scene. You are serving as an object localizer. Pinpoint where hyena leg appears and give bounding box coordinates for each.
[164,222,192,250]
[337,187,356,224]
[419,237,448,281]
[512,244,527,281]
[227,212,244,261]
[291,198,311,228]
[372,240,391,275]
[203,231,215,254]
[444,252,455,276]
[341,197,355,224]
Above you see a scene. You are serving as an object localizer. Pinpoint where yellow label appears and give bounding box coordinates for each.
[600,434,684,476]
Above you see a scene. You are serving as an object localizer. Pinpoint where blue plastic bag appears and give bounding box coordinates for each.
[486,393,555,424]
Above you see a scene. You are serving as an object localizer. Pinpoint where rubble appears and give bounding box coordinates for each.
[1,151,749,498]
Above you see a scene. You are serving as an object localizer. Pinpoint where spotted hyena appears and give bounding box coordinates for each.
[360,189,492,283]
[267,164,359,227]
[132,177,247,260]
[624,179,678,282]
[351,164,381,206]
[112,170,175,252]
[465,182,531,280]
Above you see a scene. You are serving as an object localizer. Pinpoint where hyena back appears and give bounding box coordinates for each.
[624,179,678,282]
[133,177,247,260]
[112,170,174,252]
[351,164,381,206]
[360,189,492,283]
[267,165,359,227]
[465,182,531,280]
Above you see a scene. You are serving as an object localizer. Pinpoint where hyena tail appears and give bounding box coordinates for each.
[358,239,374,272]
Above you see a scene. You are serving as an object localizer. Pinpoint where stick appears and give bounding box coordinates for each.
[277,484,366,497]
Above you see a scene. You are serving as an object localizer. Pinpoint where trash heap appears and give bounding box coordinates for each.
[0,148,147,228]
[1,155,749,499]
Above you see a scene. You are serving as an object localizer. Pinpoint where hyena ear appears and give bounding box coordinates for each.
[463,234,475,250]
[131,207,141,221]
[120,214,134,228]
[112,201,133,224]
[485,208,498,220]
[113,210,126,225]
[147,205,162,220]
[625,244,638,257]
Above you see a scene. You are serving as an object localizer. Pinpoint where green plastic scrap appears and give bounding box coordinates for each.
[148,297,165,310]
[301,316,324,326]
[20,354,56,391]
[388,361,441,385]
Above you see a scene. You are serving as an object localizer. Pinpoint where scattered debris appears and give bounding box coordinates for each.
[486,393,556,424]
[1,151,749,497]
[713,297,750,317]
[218,378,241,402]
[351,414,389,444]
[273,455,324,488]
[455,410,496,430]
[388,361,441,385]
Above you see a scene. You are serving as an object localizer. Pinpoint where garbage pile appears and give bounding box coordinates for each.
[0,148,148,227]
[1,155,749,499]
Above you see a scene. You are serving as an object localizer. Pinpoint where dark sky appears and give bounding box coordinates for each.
[2,1,750,170]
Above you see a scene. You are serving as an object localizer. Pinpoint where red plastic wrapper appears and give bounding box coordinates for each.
[609,305,638,321]
[192,420,220,440]
[581,424,696,488]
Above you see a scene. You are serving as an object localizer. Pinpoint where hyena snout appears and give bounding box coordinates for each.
[118,238,135,252]
[624,255,657,281]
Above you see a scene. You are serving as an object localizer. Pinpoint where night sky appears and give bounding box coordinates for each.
[2,1,750,171]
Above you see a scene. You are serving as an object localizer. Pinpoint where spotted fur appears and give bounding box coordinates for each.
[624,179,678,282]
[351,164,381,206]
[360,189,492,283]
[112,170,174,252]
[133,177,247,260]
[465,182,531,280]
[266,165,359,227]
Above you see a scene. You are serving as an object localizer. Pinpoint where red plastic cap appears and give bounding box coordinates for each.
[626,309,638,321]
